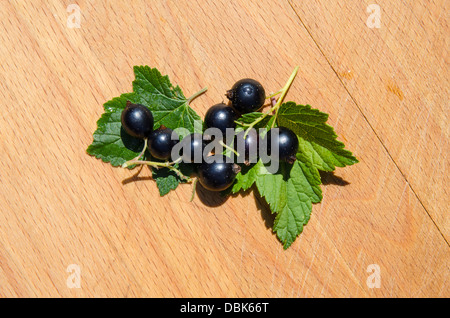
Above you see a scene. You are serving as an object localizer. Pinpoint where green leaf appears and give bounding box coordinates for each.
[256,160,322,249]
[277,102,358,171]
[231,160,264,193]
[152,162,195,196]
[152,168,180,196]
[132,65,202,134]
[231,113,275,193]
[245,101,358,248]
[86,93,145,167]
[235,112,275,135]
[87,66,204,196]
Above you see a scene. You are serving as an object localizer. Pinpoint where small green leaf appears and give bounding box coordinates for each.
[152,168,180,196]
[231,160,264,193]
[132,65,202,134]
[86,93,145,167]
[152,162,195,196]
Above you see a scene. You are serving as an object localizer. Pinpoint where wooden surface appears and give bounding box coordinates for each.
[0,0,448,297]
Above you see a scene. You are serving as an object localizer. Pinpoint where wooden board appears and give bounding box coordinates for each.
[0,0,448,297]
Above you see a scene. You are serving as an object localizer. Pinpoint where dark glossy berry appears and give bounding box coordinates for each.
[121,101,154,139]
[180,133,209,163]
[265,127,299,164]
[148,126,178,160]
[234,128,260,165]
[226,78,265,114]
[204,103,237,136]
[197,156,241,191]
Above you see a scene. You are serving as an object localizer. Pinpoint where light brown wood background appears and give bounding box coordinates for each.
[0,0,448,297]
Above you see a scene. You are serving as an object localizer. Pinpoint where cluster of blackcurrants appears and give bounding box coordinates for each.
[121,79,299,192]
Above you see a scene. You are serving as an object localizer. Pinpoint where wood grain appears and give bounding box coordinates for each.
[0,0,448,297]
[289,0,449,239]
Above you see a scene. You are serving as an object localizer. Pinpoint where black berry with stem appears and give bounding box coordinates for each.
[121,101,154,139]
[265,127,299,164]
[204,103,237,136]
[197,156,241,191]
[226,78,266,114]
[148,126,178,161]
[234,128,260,165]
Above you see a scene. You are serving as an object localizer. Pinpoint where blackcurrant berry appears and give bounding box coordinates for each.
[148,126,178,160]
[265,127,299,164]
[180,133,209,163]
[234,128,260,165]
[226,78,266,114]
[197,156,241,191]
[121,101,154,139]
[204,103,237,136]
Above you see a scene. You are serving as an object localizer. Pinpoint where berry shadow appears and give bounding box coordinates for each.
[120,127,145,153]
[194,172,255,207]
[195,181,231,207]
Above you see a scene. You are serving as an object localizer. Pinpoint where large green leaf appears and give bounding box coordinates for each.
[277,102,358,171]
[256,160,322,249]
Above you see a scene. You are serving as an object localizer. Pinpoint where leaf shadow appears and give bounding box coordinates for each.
[211,184,276,235]
[252,186,276,231]
[319,171,350,186]
[249,170,351,234]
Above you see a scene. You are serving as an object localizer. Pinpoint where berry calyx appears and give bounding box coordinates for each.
[121,101,154,139]
[226,78,266,114]
[197,156,241,191]
[265,127,299,164]
[148,125,178,161]
[204,103,237,136]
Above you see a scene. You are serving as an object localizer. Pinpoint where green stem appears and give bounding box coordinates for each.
[243,66,299,136]
[122,147,191,182]
[266,89,282,99]
[121,138,148,168]
[168,157,183,166]
[219,140,240,157]
[124,159,192,182]
[187,87,208,104]
[189,178,198,202]
[168,166,192,182]
[134,138,148,161]
[271,66,299,127]
[234,120,251,127]
[122,159,169,169]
